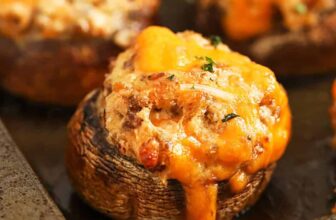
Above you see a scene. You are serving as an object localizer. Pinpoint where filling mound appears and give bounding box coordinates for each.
[0,0,159,47]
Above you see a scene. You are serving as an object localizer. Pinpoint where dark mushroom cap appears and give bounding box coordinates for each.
[66,90,275,219]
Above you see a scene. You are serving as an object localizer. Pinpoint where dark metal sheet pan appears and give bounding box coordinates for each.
[0,0,335,219]
[0,120,64,220]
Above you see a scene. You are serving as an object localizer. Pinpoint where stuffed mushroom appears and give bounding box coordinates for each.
[66,26,291,219]
[0,0,159,105]
[197,0,336,75]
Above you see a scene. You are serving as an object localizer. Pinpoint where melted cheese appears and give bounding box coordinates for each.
[224,0,273,40]
[135,26,258,73]
[213,0,335,40]
[104,26,291,220]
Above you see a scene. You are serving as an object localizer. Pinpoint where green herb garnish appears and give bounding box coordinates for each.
[195,56,216,73]
[295,3,307,14]
[222,113,239,122]
[201,56,215,73]
[167,74,175,80]
[210,35,222,48]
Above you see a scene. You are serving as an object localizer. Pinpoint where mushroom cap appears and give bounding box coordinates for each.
[66,90,275,219]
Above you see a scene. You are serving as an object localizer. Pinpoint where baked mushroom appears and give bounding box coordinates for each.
[66,26,291,219]
[0,0,159,105]
[197,0,336,75]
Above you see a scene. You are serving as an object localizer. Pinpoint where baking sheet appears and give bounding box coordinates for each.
[0,0,335,219]
[0,120,64,220]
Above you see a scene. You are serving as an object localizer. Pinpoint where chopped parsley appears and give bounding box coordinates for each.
[295,3,307,14]
[167,74,175,80]
[210,35,222,48]
[195,56,216,73]
[222,113,239,122]
[205,56,215,63]
[201,56,215,73]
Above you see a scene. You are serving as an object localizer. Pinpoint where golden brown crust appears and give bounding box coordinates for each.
[66,90,275,219]
[197,2,336,75]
